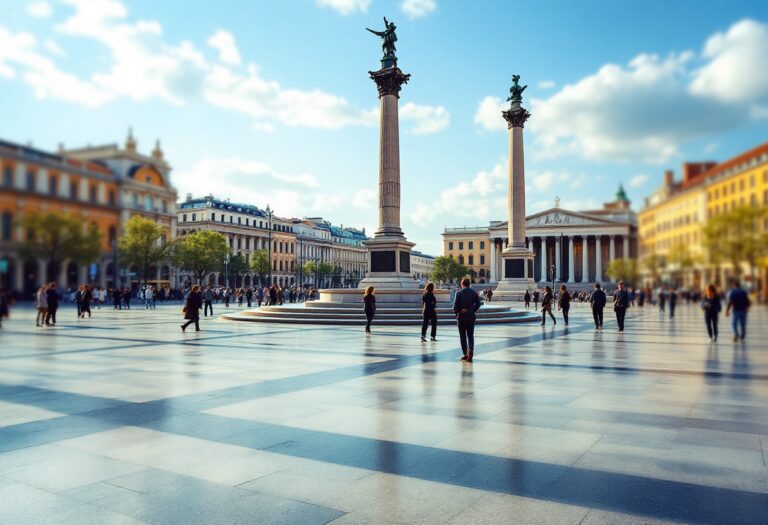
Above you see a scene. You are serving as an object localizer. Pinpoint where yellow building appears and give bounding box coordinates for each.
[639,142,768,293]
[442,227,491,282]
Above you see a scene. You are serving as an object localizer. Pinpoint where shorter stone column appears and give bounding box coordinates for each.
[555,237,561,282]
[581,236,589,283]
[489,238,497,282]
[567,236,575,283]
[540,237,547,283]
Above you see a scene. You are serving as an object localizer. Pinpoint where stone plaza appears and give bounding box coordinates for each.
[0,302,767,524]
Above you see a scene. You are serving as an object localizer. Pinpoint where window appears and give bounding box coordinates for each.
[229,216,233,223]
[90,186,98,204]
[245,218,249,226]
[25,170,35,192]
[183,214,187,222]
[237,238,242,249]
[480,255,485,265]
[750,175,755,188]
[1,211,12,241]
[108,226,117,247]
[108,190,116,206]
[144,195,154,211]
[279,260,283,271]
[161,201,167,213]
[739,179,745,191]
[131,193,138,208]
[238,217,241,224]
[279,242,284,253]
[211,213,216,221]
[468,241,474,249]
[273,241,277,252]
[468,255,474,265]
[458,241,464,250]
[192,213,197,221]
[70,180,78,200]
[2,166,11,188]
[448,241,453,250]
[458,255,464,264]
[480,241,485,249]
[221,215,225,222]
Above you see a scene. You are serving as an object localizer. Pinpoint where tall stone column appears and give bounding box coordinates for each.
[581,236,589,283]
[496,75,536,296]
[540,237,547,284]
[359,52,417,291]
[595,236,603,282]
[567,236,575,283]
[489,238,497,282]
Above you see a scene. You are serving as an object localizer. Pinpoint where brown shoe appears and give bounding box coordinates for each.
[467,350,474,363]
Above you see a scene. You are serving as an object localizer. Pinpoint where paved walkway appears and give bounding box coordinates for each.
[0,301,767,524]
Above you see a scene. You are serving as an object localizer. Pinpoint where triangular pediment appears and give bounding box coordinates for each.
[526,208,625,227]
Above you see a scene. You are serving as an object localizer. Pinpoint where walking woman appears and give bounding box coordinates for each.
[363,286,376,334]
[421,282,438,342]
[181,284,203,332]
[702,284,722,342]
[557,284,571,325]
[80,285,92,319]
[541,286,556,325]
[35,285,48,327]
[524,290,531,308]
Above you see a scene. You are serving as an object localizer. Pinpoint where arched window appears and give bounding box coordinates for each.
[25,170,36,192]
[144,195,154,212]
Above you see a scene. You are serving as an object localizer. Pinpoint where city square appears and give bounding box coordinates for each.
[2,0,768,523]
[1,303,767,524]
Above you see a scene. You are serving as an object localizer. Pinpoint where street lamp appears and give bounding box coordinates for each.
[550,263,556,293]
[265,204,273,285]
[224,253,230,288]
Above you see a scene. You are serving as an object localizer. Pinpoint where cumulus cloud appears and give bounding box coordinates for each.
[473,95,507,132]
[627,174,649,188]
[207,29,241,65]
[474,19,768,163]
[27,1,52,17]
[316,0,370,15]
[0,0,448,134]
[353,189,376,209]
[401,0,436,19]
[690,19,768,104]
[400,102,450,134]
[537,80,555,89]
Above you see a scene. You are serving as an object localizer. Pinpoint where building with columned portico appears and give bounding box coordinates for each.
[444,189,637,288]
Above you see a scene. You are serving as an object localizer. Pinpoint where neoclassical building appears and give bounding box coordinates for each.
[445,189,637,287]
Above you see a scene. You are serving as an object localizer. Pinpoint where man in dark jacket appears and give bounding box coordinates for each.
[590,283,606,329]
[613,281,630,332]
[453,278,481,362]
[45,282,59,325]
[726,281,750,342]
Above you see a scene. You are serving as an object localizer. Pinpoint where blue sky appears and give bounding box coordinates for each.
[1,0,767,256]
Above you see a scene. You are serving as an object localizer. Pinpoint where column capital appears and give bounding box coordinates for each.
[369,67,411,98]
[501,106,531,129]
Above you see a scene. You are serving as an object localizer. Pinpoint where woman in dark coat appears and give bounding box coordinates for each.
[702,284,722,342]
[541,286,556,326]
[557,284,571,325]
[181,285,203,332]
[363,286,376,334]
[421,282,438,342]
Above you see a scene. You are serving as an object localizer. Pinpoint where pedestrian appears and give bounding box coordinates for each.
[203,286,214,317]
[112,287,122,309]
[453,277,481,362]
[725,281,750,342]
[0,288,9,329]
[245,287,253,307]
[533,290,540,310]
[486,288,493,303]
[74,285,84,317]
[590,282,607,330]
[363,286,376,334]
[35,285,48,327]
[123,287,131,309]
[540,286,556,326]
[237,288,244,307]
[45,282,59,325]
[524,290,531,308]
[420,282,438,342]
[701,284,721,342]
[269,285,278,307]
[144,286,154,309]
[669,288,677,318]
[557,284,571,325]
[80,285,92,318]
[613,281,630,332]
[181,284,203,332]
[658,288,666,313]
[256,286,264,307]
[224,288,231,307]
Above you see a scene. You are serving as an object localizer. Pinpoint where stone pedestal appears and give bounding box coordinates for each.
[495,98,535,298]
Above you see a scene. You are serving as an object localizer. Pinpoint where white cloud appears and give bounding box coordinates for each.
[690,19,768,104]
[175,157,348,218]
[353,189,376,209]
[400,102,449,134]
[473,95,507,131]
[44,39,66,57]
[537,80,555,89]
[207,29,241,66]
[316,0,370,15]
[27,1,52,17]
[0,0,447,134]
[627,174,648,188]
[401,0,436,19]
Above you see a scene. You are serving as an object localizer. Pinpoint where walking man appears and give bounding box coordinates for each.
[453,277,481,362]
[613,281,630,332]
[590,283,606,330]
[557,284,571,326]
[725,281,750,342]
[203,285,214,317]
[669,288,677,318]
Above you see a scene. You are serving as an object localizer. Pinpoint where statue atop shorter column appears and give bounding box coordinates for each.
[366,17,399,68]
[506,75,527,106]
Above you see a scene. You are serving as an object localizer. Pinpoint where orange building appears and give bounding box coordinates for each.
[0,139,120,297]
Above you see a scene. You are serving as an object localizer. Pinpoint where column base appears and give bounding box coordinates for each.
[360,236,418,290]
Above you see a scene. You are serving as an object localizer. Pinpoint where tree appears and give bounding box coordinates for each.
[606,258,639,286]
[250,249,271,285]
[117,215,168,286]
[19,211,102,282]
[666,243,697,286]
[704,205,768,283]
[303,260,333,287]
[173,230,229,284]
[641,252,665,286]
[429,256,468,284]
[226,253,248,287]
